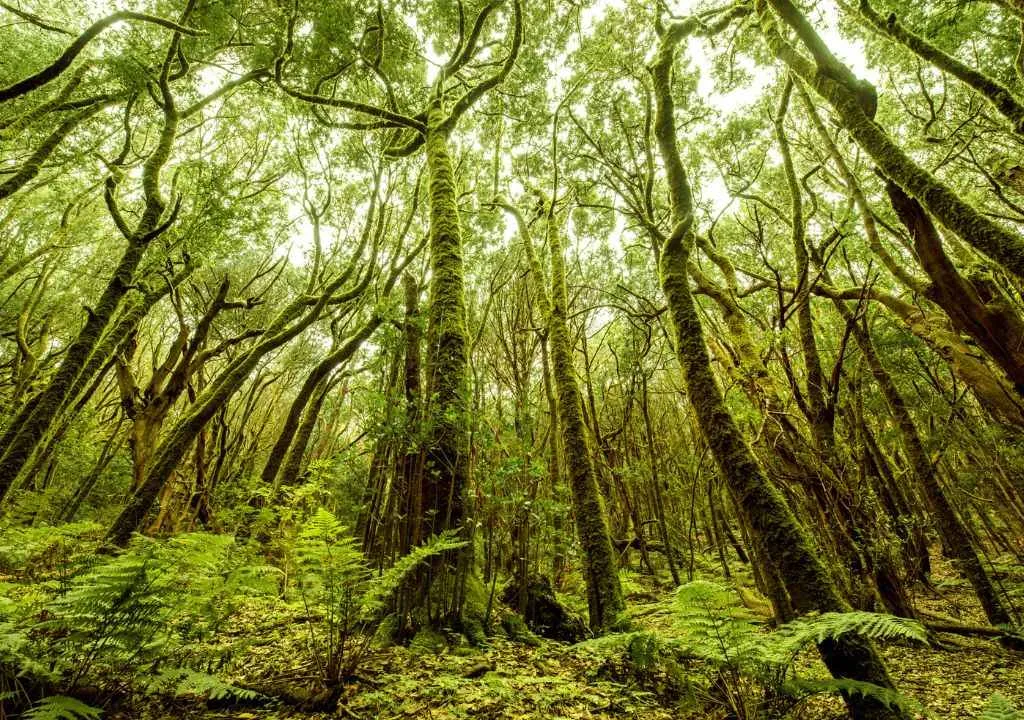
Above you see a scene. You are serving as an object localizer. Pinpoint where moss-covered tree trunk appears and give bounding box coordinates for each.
[774,77,834,451]
[545,213,626,631]
[277,374,337,487]
[828,296,1015,627]
[857,0,1024,134]
[650,19,906,720]
[400,274,425,555]
[261,316,383,490]
[499,198,625,631]
[0,238,153,500]
[0,31,183,499]
[419,113,471,544]
[885,181,1024,395]
[758,0,1024,281]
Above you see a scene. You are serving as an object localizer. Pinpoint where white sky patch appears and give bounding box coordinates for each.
[196,65,227,96]
[700,173,733,217]
[580,0,625,35]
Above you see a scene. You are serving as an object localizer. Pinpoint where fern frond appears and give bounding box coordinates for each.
[772,612,927,650]
[359,531,467,619]
[790,678,929,717]
[153,667,264,701]
[22,696,102,720]
[979,693,1024,720]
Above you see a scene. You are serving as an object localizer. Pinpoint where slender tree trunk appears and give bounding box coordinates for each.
[641,373,681,585]
[501,197,626,631]
[822,281,1014,626]
[759,0,1024,281]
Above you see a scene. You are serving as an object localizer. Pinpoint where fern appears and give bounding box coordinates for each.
[292,509,468,685]
[772,611,927,650]
[670,580,759,665]
[0,522,104,582]
[152,667,264,702]
[979,693,1024,720]
[3,528,280,706]
[22,696,102,720]
[360,530,467,618]
[582,581,927,720]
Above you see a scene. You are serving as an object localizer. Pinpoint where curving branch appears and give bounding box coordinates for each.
[443,0,522,131]
[442,0,503,78]
[0,99,117,200]
[0,10,205,103]
[274,59,424,132]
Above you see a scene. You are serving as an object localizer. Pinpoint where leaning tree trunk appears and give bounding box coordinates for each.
[758,0,1024,282]
[650,18,906,720]
[0,84,179,499]
[835,301,1015,627]
[261,316,382,489]
[105,264,366,546]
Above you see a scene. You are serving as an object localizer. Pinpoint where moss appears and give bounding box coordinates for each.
[459,617,487,647]
[0,237,151,499]
[546,213,626,632]
[859,0,1024,134]
[419,117,471,542]
[846,308,1013,626]
[499,613,541,646]
[505,200,624,633]
[0,104,107,200]
[409,627,447,655]
[373,613,401,647]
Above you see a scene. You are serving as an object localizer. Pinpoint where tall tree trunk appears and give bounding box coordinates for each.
[500,197,626,632]
[835,300,1015,626]
[650,19,905,720]
[419,116,471,543]
[758,0,1024,281]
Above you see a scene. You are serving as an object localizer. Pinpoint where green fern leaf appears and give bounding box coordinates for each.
[23,696,102,720]
[790,678,928,716]
[359,530,468,619]
[771,611,927,652]
[979,693,1024,720]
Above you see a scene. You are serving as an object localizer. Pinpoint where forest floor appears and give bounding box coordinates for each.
[119,554,1024,720]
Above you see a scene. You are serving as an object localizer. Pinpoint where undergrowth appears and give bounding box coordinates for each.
[578,580,930,719]
[0,513,465,717]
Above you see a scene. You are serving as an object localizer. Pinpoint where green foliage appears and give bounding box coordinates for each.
[0,521,104,581]
[151,667,263,702]
[979,694,1024,720]
[36,532,269,681]
[579,581,927,719]
[294,508,467,684]
[0,525,277,708]
[22,696,103,720]
[361,529,467,618]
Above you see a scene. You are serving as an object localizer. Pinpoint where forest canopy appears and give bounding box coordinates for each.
[2,0,1024,718]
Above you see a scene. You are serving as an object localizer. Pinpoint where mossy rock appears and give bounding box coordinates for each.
[500,612,541,647]
[459,615,488,647]
[462,573,490,618]
[373,613,401,647]
[409,627,447,655]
